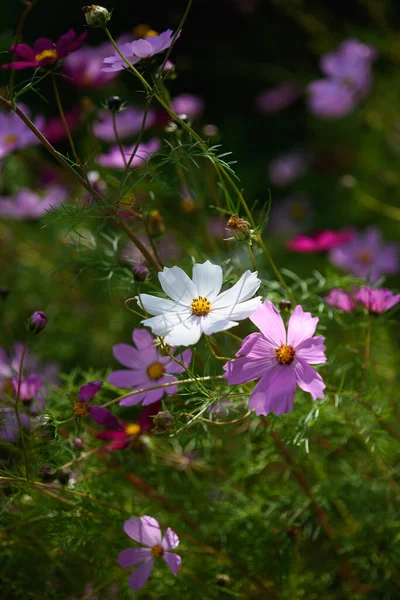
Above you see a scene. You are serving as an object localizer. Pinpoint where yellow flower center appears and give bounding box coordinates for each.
[357,250,372,265]
[191,296,211,317]
[125,423,141,436]
[72,401,89,417]
[133,24,159,38]
[275,344,295,364]
[151,544,164,558]
[147,362,165,380]
[35,49,58,63]
[4,134,18,145]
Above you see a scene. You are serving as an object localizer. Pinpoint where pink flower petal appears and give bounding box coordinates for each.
[132,328,154,349]
[294,359,325,400]
[78,380,103,402]
[248,365,296,416]
[162,348,192,373]
[162,528,180,551]
[250,300,286,347]
[223,355,275,385]
[108,370,146,389]
[295,336,327,365]
[128,558,154,590]
[119,392,147,407]
[162,552,181,575]
[287,305,319,348]
[124,516,162,547]
[118,547,152,567]
[131,39,154,58]
[113,343,154,368]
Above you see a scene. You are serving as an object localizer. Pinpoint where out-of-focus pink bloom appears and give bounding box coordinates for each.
[325,288,356,312]
[256,82,301,114]
[288,228,353,252]
[96,402,161,451]
[122,233,182,266]
[329,227,398,282]
[93,107,156,143]
[356,287,400,313]
[223,300,326,416]
[63,41,120,88]
[268,194,313,238]
[11,374,45,414]
[171,94,205,120]
[0,342,59,397]
[42,107,81,144]
[0,185,69,220]
[0,103,44,159]
[102,30,179,73]
[268,152,310,187]
[307,39,377,119]
[206,216,227,238]
[96,139,160,169]
[2,29,87,70]
[118,516,181,590]
[234,0,258,13]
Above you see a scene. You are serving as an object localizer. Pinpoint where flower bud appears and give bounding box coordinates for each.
[29,311,47,334]
[56,470,72,485]
[82,5,111,28]
[0,287,9,300]
[107,95,122,112]
[74,437,84,450]
[227,215,251,241]
[279,300,292,312]
[215,574,231,587]
[132,264,149,283]
[153,410,174,432]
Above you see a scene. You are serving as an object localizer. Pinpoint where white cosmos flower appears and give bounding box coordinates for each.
[138,261,262,346]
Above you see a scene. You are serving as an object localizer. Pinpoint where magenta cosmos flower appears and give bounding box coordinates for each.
[96,139,160,169]
[307,39,376,119]
[96,402,161,450]
[93,106,156,143]
[325,288,355,312]
[0,185,69,220]
[223,300,326,415]
[288,228,353,252]
[102,30,179,73]
[72,381,122,430]
[356,287,400,313]
[108,329,192,407]
[255,82,301,114]
[2,29,87,70]
[0,104,44,159]
[329,227,398,282]
[118,516,181,590]
[171,94,205,120]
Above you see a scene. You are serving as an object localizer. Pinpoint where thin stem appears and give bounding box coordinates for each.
[8,0,38,107]
[205,335,232,361]
[247,244,257,270]
[143,216,164,269]
[159,0,194,77]
[182,410,251,426]
[111,110,127,167]
[255,233,295,304]
[119,221,162,271]
[15,344,29,479]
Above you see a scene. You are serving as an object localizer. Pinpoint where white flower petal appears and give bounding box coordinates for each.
[139,294,181,316]
[158,266,196,306]
[215,296,262,321]
[212,271,261,310]
[164,316,203,346]
[192,261,223,301]
[142,312,191,337]
[200,313,238,336]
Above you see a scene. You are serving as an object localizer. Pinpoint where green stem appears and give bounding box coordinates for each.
[255,233,295,304]
[14,344,29,479]
[111,110,127,167]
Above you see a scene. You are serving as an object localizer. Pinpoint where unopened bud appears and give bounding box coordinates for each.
[29,311,47,334]
[279,300,292,312]
[132,264,149,283]
[38,465,56,482]
[153,410,174,432]
[227,214,251,241]
[56,470,72,485]
[82,5,111,28]
[107,95,122,112]
[74,437,84,450]
[215,574,231,587]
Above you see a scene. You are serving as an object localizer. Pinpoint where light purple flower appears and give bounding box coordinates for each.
[0,103,44,159]
[108,328,192,407]
[307,38,377,119]
[63,41,120,88]
[0,410,31,443]
[255,82,301,114]
[268,152,310,187]
[329,227,398,282]
[0,342,59,398]
[96,139,160,169]
[268,193,313,238]
[11,374,45,414]
[93,106,156,142]
[118,516,181,590]
[356,287,400,313]
[223,300,326,416]
[122,233,182,266]
[325,288,355,312]
[0,185,69,219]
[102,30,179,73]
[171,94,205,120]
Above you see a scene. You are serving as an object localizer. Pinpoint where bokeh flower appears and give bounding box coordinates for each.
[96,139,160,169]
[0,185,69,220]
[171,94,205,120]
[325,288,355,312]
[329,227,398,282]
[268,194,313,238]
[108,328,192,406]
[63,41,120,88]
[0,104,44,159]
[268,152,310,187]
[102,30,179,73]
[118,516,181,590]
[122,233,182,266]
[288,228,353,252]
[140,261,262,346]
[93,106,156,142]
[223,300,326,415]
[356,287,400,313]
[255,82,301,114]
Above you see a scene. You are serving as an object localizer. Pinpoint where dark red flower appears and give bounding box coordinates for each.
[96,402,161,451]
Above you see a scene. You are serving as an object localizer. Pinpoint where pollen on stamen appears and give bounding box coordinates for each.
[4,134,18,145]
[146,362,165,381]
[72,401,89,417]
[191,296,211,316]
[151,544,164,558]
[275,344,295,364]
[35,49,58,62]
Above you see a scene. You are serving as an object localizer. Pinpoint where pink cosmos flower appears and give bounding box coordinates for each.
[102,30,179,73]
[96,139,160,169]
[108,329,192,407]
[42,107,81,144]
[268,152,310,187]
[356,287,400,313]
[0,185,69,220]
[2,29,87,70]
[255,82,301,114]
[96,402,161,451]
[118,516,181,590]
[325,288,355,312]
[171,94,205,120]
[93,107,156,143]
[72,381,122,431]
[63,41,120,88]
[223,300,326,415]
[288,228,353,252]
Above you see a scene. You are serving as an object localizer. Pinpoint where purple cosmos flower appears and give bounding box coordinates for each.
[307,38,377,119]
[72,381,122,430]
[2,29,87,70]
[96,139,160,169]
[268,152,310,187]
[0,185,69,220]
[288,228,353,252]
[0,410,31,443]
[11,374,45,414]
[63,41,120,88]
[329,227,398,282]
[118,516,181,590]
[325,288,356,312]
[356,287,400,313]
[171,94,205,120]
[102,30,179,73]
[108,329,192,406]
[0,103,44,159]
[268,194,313,238]
[223,300,326,415]
[122,233,182,266]
[93,107,156,143]
[255,82,301,114]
